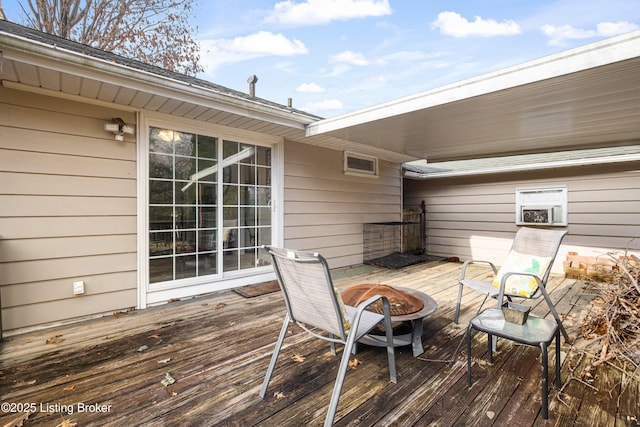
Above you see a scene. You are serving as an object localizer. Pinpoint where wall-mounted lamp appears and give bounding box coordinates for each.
[104,118,135,141]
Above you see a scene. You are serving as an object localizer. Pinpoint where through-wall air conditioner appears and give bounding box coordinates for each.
[521,206,553,224]
[516,186,568,226]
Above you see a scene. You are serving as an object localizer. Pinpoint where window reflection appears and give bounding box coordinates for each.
[148,129,272,283]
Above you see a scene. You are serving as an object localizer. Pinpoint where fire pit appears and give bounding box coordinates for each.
[341,284,437,357]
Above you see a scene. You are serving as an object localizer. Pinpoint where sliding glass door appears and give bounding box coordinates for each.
[148,127,272,285]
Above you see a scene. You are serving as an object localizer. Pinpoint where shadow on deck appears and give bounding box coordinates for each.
[0,261,637,426]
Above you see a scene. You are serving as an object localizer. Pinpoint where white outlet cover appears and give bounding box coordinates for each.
[73,281,85,295]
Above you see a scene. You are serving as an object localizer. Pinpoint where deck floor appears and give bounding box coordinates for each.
[1,261,638,426]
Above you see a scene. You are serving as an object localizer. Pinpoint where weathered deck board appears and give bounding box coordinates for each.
[575,356,620,427]
[618,369,640,426]
[0,260,637,426]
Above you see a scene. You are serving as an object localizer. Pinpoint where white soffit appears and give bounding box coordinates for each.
[0,21,414,163]
[306,30,640,162]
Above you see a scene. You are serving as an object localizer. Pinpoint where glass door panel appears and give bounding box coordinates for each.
[149,128,272,284]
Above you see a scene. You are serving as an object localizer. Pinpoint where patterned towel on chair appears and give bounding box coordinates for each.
[492,250,552,297]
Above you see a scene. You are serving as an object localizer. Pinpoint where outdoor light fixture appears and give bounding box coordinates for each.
[104,118,135,141]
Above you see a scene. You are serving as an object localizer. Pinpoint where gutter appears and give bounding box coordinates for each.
[0,28,320,130]
[308,30,640,138]
[403,153,640,179]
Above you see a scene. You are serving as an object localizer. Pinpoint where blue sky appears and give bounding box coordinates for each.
[4,0,639,117]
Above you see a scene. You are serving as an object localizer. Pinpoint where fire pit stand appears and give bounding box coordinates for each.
[341,285,437,357]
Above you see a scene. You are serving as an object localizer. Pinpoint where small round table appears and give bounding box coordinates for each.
[343,285,437,357]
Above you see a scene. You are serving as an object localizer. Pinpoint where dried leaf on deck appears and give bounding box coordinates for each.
[215,302,226,310]
[55,419,77,427]
[157,358,171,364]
[45,335,64,345]
[161,372,176,386]
[348,358,361,369]
[63,385,75,391]
[273,391,285,399]
[137,345,149,352]
[148,334,161,339]
[291,354,305,363]
[486,410,495,419]
[3,411,31,427]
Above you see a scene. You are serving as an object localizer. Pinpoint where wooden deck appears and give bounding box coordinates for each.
[1,261,638,426]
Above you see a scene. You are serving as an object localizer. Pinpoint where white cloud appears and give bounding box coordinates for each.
[380,50,447,63]
[596,21,639,36]
[540,24,594,46]
[431,11,521,37]
[296,82,325,93]
[264,0,392,26]
[200,31,308,71]
[330,50,370,66]
[541,21,639,46]
[324,63,353,77]
[302,99,344,113]
[369,75,388,84]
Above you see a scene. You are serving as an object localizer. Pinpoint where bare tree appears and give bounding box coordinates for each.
[18,0,202,76]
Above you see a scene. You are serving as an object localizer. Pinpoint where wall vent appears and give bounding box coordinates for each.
[344,151,378,177]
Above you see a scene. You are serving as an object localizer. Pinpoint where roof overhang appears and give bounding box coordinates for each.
[307,30,640,162]
[403,145,640,179]
[0,21,414,164]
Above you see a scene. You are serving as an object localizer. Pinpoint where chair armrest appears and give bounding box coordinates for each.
[354,294,391,316]
[349,295,392,333]
[496,271,543,304]
[460,260,498,280]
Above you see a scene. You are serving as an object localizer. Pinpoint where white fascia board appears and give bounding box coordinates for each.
[307,30,640,137]
[404,154,640,179]
[0,33,317,130]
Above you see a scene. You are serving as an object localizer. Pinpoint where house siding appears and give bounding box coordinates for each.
[0,87,138,331]
[284,140,402,267]
[404,162,640,272]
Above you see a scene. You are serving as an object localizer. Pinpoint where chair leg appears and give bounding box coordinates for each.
[324,332,359,427]
[539,285,572,344]
[540,342,549,419]
[382,309,397,383]
[487,333,494,364]
[466,324,473,387]
[455,283,464,323]
[259,314,290,398]
[329,334,337,355]
[555,329,561,388]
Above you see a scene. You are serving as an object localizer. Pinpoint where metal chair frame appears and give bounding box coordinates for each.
[260,246,397,427]
[455,227,570,343]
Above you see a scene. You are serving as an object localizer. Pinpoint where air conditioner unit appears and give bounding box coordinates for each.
[516,186,567,226]
[521,206,553,224]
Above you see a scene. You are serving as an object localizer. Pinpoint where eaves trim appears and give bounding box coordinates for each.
[403,154,640,180]
[0,21,321,129]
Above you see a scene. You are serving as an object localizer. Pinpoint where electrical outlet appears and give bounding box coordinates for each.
[73,281,85,295]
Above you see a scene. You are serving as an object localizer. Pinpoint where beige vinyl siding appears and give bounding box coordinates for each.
[284,140,402,267]
[0,86,137,332]
[404,163,640,272]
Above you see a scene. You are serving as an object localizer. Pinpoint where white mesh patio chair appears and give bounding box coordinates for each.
[454,227,570,343]
[260,246,397,427]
